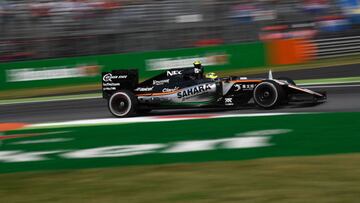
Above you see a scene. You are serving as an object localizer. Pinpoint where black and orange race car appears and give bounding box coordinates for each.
[102,65,326,117]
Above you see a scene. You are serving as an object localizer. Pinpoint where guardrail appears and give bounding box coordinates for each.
[306,36,360,59]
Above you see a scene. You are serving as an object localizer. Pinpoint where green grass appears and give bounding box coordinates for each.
[296,76,360,85]
[1,153,360,203]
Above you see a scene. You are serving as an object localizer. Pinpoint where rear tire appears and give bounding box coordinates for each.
[253,81,284,109]
[108,90,137,117]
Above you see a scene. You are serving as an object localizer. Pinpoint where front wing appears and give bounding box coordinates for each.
[287,85,327,103]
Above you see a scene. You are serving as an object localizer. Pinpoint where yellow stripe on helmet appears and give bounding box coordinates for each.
[193,61,201,65]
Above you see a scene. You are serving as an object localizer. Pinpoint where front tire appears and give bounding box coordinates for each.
[253,81,284,109]
[108,90,137,117]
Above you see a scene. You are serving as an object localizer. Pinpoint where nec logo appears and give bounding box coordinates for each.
[167,70,182,76]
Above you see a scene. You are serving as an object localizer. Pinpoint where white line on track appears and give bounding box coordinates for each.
[301,84,360,89]
[10,138,74,145]
[25,112,302,130]
[0,94,101,106]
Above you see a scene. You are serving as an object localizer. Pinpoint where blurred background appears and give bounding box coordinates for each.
[2,0,360,100]
[0,0,358,61]
[1,1,360,202]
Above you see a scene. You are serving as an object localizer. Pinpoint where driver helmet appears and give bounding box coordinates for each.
[193,60,202,68]
[205,72,218,79]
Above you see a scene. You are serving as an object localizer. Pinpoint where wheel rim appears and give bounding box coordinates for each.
[254,83,278,107]
[109,93,132,117]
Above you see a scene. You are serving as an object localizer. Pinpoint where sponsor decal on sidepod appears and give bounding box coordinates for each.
[177,84,212,99]
[103,73,127,82]
[162,87,179,93]
[135,87,154,92]
[153,79,170,85]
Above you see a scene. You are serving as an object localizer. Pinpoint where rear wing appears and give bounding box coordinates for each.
[102,69,138,99]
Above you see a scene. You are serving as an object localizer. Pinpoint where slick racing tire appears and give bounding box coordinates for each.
[277,77,296,85]
[253,81,284,109]
[108,90,137,117]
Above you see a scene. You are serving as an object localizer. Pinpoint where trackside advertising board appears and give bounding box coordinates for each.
[0,42,265,92]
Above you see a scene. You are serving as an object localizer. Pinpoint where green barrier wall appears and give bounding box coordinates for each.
[0,42,265,91]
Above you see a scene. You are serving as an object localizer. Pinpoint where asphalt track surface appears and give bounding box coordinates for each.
[1,84,360,124]
[2,63,360,124]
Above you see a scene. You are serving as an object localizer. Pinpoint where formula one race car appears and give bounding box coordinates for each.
[102,64,326,117]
